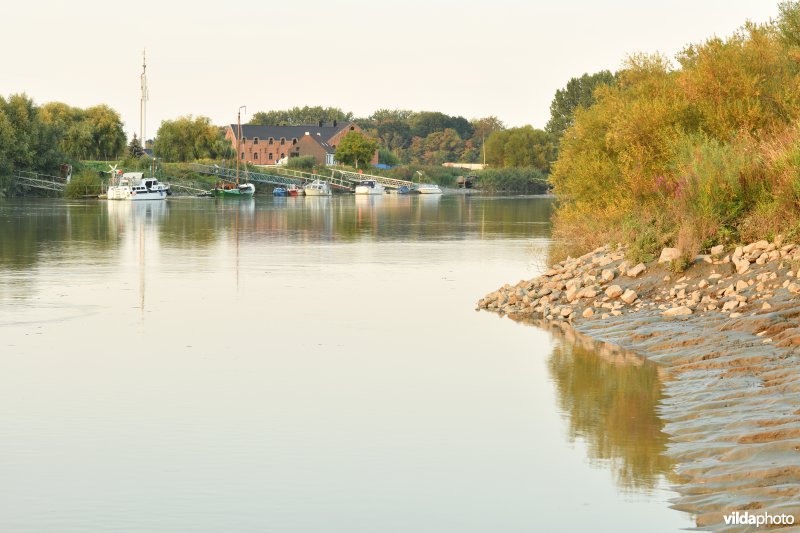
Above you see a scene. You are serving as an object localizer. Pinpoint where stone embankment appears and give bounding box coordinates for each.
[479,238,800,531]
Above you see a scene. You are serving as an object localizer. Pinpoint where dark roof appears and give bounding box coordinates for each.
[298,133,335,154]
[229,122,355,142]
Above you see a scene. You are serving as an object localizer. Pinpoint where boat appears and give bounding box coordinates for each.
[397,185,411,194]
[213,181,255,197]
[416,183,443,194]
[354,179,385,195]
[107,171,169,201]
[304,179,331,196]
[287,184,303,197]
[211,106,255,198]
[273,187,287,197]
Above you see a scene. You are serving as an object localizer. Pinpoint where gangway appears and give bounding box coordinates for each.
[11,171,67,193]
[189,163,354,191]
[330,169,413,189]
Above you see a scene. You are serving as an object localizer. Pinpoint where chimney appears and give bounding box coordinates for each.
[318,120,323,127]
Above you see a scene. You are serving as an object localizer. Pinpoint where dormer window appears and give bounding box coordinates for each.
[253,137,259,145]
[280,137,286,145]
[292,138,298,145]
[268,137,274,145]
[241,137,247,143]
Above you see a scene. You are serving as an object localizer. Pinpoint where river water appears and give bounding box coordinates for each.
[0,195,692,532]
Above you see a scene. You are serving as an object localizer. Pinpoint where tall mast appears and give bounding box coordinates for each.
[236,105,246,184]
[140,50,149,148]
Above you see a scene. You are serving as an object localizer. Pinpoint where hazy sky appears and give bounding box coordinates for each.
[0,0,781,139]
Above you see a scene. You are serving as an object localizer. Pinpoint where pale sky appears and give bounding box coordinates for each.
[0,0,781,140]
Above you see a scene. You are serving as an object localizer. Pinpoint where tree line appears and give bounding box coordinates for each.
[0,94,126,176]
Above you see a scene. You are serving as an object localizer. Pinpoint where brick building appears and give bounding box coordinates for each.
[225,121,378,166]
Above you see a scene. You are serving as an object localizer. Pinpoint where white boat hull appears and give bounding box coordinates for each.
[417,185,443,194]
[355,186,385,195]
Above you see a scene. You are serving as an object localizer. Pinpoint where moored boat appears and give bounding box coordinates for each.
[107,172,170,201]
[416,183,443,194]
[354,179,385,195]
[273,187,288,197]
[213,182,255,197]
[304,179,331,196]
[287,184,303,197]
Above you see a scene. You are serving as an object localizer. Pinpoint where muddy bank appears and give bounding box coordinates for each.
[479,241,800,531]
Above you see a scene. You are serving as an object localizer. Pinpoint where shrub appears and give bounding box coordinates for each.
[64,169,102,198]
[476,167,549,194]
[287,156,315,171]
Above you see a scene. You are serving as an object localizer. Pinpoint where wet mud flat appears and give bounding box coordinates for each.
[480,240,800,531]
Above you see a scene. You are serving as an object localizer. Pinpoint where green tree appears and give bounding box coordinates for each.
[250,106,353,126]
[485,126,557,171]
[546,70,617,140]
[83,105,126,159]
[335,131,378,168]
[154,115,221,162]
[128,133,145,158]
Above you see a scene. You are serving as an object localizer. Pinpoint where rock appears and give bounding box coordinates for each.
[560,306,573,317]
[605,285,624,298]
[620,289,638,304]
[710,244,725,257]
[788,282,800,295]
[662,306,693,317]
[565,287,579,302]
[658,247,682,264]
[735,280,748,292]
[729,312,743,318]
[601,269,615,282]
[734,259,750,274]
[582,308,595,318]
[762,302,772,310]
[627,263,647,278]
[698,279,709,289]
[578,287,597,299]
[722,300,739,311]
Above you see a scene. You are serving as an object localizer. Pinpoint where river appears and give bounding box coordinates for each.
[0,195,692,532]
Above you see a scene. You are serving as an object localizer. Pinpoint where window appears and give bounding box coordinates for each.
[253,152,259,160]
[242,137,247,142]
[268,153,273,160]
[292,138,298,145]
[241,152,245,160]
[253,137,259,145]
[280,152,285,159]
[280,137,286,145]
[350,126,355,131]
[268,137,274,145]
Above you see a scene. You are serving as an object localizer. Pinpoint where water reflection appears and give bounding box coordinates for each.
[517,318,676,491]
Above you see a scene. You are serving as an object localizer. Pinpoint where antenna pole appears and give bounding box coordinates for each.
[140,50,148,148]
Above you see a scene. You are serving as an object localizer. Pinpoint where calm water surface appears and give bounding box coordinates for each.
[0,196,692,532]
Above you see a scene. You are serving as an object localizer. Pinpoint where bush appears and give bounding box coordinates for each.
[287,156,316,171]
[549,7,800,259]
[64,169,102,198]
[475,167,549,194]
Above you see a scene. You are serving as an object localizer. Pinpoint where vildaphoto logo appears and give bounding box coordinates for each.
[723,511,795,527]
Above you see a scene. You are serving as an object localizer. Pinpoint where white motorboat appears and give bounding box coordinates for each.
[354,179,385,195]
[107,172,170,201]
[416,183,443,194]
[304,179,331,196]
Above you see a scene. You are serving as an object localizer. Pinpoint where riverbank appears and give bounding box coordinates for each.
[479,240,800,530]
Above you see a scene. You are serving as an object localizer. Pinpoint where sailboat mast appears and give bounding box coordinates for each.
[236,105,246,185]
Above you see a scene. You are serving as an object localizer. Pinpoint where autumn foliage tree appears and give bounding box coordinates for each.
[549,1,800,261]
